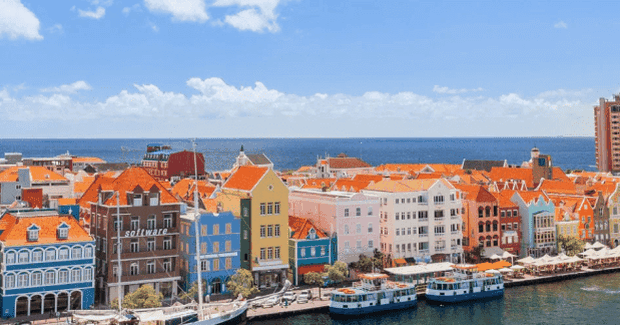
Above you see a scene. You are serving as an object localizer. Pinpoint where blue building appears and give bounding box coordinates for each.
[288,216,337,285]
[0,210,95,318]
[180,209,240,296]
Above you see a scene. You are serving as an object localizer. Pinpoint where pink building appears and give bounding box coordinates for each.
[289,189,381,263]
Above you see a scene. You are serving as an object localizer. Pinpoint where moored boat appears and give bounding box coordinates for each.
[329,273,417,316]
[425,265,504,303]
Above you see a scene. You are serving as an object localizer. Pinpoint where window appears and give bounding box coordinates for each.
[311,247,316,256]
[368,207,373,216]
[418,242,429,251]
[267,203,273,215]
[244,230,248,240]
[260,203,266,215]
[357,240,362,249]
[112,266,118,278]
[84,268,93,281]
[368,223,373,233]
[356,223,362,234]
[131,216,139,230]
[164,214,172,228]
[450,194,455,201]
[226,223,232,234]
[501,211,506,218]
[45,271,54,285]
[72,247,82,259]
[275,224,280,237]
[344,208,350,217]
[58,227,69,239]
[275,246,281,259]
[274,202,280,214]
[407,212,412,219]
[32,272,42,286]
[368,240,374,249]
[396,212,400,220]
[6,252,15,264]
[344,225,350,235]
[131,239,139,253]
[114,219,122,232]
[225,258,232,270]
[434,210,444,219]
[451,209,457,217]
[130,263,139,276]
[407,227,412,235]
[396,228,400,236]
[18,273,28,287]
[163,236,172,250]
[213,224,220,235]
[200,260,209,272]
[268,225,273,237]
[213,259,220,271]
[58,270,68,284]
[434,226,445,235]
[344,241,350,252]
[260,248,266,260]
[5,275,14,288]
[85,246,93,258]
[46,249,56,261]
[225,240,231,252]
[59,248,69,260]
[260,225,266,238]
[434,195,444,204]
[356,207,361,216]
[268,247,273,259]
[133,193,142,206]
[32,250,43,262]
[148,238,156,251]
[18,251,28,263]
[213,242,219,253]
[72,269,81,282]
[418,211,428,220]
[163,259,172,272]
[147,260,156,274]
[28,226,39,241]
[321,246,326,256]
[147,215,156,229]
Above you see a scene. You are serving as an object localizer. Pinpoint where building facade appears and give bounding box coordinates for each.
[141,144,206,182]
[363,179,463,263]
[0,167,71,205]
[78,167,182,305]
[594,94,620,173]
[179,210,241,297]
[0,210,95,318]
[511,191,556,257]
[493,191,522,256]
[455,185,501,254]
[288,216,336,285]
[288,189,380,264]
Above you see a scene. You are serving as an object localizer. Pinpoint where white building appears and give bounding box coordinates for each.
[362,178,464,263]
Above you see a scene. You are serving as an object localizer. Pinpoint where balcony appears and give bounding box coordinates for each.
[419,249,429,254]
[434,247,446,252]
[451,230,460,235]
[451,214,459,219]
[435,232,445,236]
[419,233,428,238]
[418,218,429,223]
[434,217,445,221]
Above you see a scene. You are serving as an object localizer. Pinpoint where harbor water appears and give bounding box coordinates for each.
[249,272,620,324]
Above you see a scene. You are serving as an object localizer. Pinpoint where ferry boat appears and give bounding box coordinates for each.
[425,265,504,303]
[329,273,417,316]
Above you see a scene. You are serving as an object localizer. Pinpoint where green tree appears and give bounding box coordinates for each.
[179,280,207,302]
[465,245,484,264]
[372,249,385,270]
[303,271,325,297]
[557,235,586,256]
[355,255,374,273]
[324,261,349,284]
[110,284,163,309]
[226,269,258,298]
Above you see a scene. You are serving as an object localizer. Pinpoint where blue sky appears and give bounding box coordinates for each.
[0,0,617,138]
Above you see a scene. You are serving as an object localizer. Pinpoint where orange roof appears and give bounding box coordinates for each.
[57,198,77,205]
[0,166,67,183]
[326,157,371,169]
[301,178,336,189]
[352,174,384,183]
[73,157,105,163]
[537,179,577,194]
[515,190,550,205]
[332,179,373,192]
[358,274,388,280]
[73,176,95,195]
[289,215,328,240]
[454,184,497,202]
[222,166,269,192]
[0,213,92,246]
[365,178,453,193]
[415,172,445,179]
[492,190,518,208]
[488,167,535,188]
[171,178,217,201]
[295,166,313,173]
[78,167,178,208]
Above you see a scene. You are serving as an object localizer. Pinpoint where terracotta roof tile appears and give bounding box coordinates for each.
[365,178,453,193]
[222,166,269,192]
[0,213,92,246]
[172,178,216,200]
[289,215,327,240]
[326,157,371,169]
[0,166,67,183]
[73,157,105,163]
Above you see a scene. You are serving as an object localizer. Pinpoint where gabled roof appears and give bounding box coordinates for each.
[171,178,216,200]
[462,159,506,172]
[78,167,178,207]
[536,179,577,194]
[0,166,67,183]
[246,153,272,166]
[488,167,535,188]
[289,215,328,240]
[222,166,269,192]
[300,178,336,189]
[491,190,518,208]
[514,190,551,205]
[326,156,371,169]
[332,179,374,193]
[453,184,497,203]
[0,212,92,246]
[365,178,454,193]
[352,174,384,183]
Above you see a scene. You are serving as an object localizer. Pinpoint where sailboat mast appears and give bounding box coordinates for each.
[192,139,205,319]
[116,192,123,312]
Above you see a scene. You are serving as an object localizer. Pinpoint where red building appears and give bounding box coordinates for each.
[141,144,205,181]
[493,190,521,256]
[454,184,501,256]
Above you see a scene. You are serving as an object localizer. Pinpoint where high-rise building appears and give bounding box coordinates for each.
[594,94,620,172]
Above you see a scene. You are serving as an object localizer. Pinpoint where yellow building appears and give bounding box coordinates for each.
[216,166,289,288]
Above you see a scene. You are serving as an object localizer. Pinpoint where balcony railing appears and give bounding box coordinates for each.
[434,247,446,252]
[419,233,428,238]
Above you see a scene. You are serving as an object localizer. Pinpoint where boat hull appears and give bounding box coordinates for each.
[426,288,504,304]
[192,306,247,325]
[329,299,417,316]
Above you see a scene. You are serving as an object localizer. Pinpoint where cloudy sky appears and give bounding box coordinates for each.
[0,0,616,138]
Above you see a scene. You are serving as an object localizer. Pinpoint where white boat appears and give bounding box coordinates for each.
[329,273,417,316]
[425,265,504,303]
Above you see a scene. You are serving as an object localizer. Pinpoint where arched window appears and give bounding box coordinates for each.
[32,272,42,286]
[6,251,15,264]
[45,271,55,285]
[58,270,69,284]
[58,247,69,260]
[18,250,29,264]
[83,268,93,281]
[485,206,491,218]
[32,249,43,262]
[130,263,139,276]
[17,273,29,287]
[71,269,81,282]
[5,274,15,288]
[45,248,56,261]
[72,246,83,259]
[84,246,93,258]
[478,207,484,218]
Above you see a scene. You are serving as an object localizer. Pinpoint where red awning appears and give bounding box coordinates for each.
[298,264,325,275]
[395,258,407,265]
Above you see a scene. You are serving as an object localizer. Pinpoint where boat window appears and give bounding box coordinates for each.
[448,284,453,290]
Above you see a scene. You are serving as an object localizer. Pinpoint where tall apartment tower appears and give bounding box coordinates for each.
[594,94,620,173]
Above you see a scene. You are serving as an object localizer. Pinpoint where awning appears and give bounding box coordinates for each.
[297,264,325,275]
[405,257,416,264]
[394,258,407,265]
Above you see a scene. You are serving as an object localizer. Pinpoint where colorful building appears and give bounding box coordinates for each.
[492,190,521,256]
[454,184,500,255]
[216,166,289,289]
[608,183,620,247]
[179,209,240,296]
[141,144,206,182]
[0,210,95,318]
[511,191,556,257]
[363,179,463,263]
[289,189,380,264]
[288,216,336,285]
[594,93,620,173]
[0,167,71,205]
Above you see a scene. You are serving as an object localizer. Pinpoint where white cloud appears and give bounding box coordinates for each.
[150,23,159,32]
[213,0,281,32]
[78,7,106,19]
[433,85,484,94]
[40,81,93,94]
[144,0,209,22]
[554,21,567,29]
[0,0,43,40]
[122,3,141,15]
[48,24,63,34]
